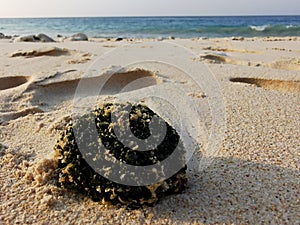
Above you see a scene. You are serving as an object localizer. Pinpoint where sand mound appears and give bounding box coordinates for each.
[230,77,300,93]
[10,47,70,58]
[0,76,30,91]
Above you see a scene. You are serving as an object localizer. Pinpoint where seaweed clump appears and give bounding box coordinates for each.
[54,102,187,207]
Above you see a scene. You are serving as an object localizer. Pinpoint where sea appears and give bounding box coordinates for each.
[0,16,300,38]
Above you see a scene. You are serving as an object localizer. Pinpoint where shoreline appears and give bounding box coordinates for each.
[1,33,300,41]
[1,15,300,38]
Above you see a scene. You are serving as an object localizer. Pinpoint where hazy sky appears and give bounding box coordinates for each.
[0,0,299,18]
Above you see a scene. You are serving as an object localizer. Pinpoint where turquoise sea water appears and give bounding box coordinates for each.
[0,16,300,38]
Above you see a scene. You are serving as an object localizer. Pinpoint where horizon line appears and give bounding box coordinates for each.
[0,14,299,19]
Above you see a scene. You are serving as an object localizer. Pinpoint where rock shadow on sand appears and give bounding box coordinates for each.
[229,77,300,93]
[151,157,299,224]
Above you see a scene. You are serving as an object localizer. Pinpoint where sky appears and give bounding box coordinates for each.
[0,0,299,18]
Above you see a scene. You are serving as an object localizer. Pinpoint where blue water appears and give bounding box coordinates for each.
[0,16,300,38]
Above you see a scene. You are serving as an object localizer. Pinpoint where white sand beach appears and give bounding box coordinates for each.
[0,36,299,224]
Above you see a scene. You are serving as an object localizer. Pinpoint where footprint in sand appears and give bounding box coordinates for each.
[0,76,30,91]
[10,47,93,65]
[0,76,37,123]
[201,53,300,71]
[200,53,259,67]
[30,69,161,111]
[0,69,161,122]
[203,46,261,54]
[270,58,300,71]
[229,77,300,93]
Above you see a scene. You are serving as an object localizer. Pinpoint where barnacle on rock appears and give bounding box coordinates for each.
[54,102,187,207]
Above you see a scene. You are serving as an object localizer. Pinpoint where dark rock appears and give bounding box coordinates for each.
[14,33,55,42]
[35,33,55,42]
[232,36,245,41]
[69,33,88,41]
[115,37,123,41]
[14,35,36,42]
[0,33,12,39]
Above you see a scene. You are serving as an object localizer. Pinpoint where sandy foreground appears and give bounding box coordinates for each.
[0,37,299,224]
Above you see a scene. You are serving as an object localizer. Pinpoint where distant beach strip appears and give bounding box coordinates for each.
[0,16,300,38]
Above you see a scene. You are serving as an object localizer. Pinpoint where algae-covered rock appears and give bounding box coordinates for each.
[14,33,55,43]
[54,102,187,207]
[68,33,88,41]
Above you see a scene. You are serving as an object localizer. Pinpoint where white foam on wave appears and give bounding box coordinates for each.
[286,25,294,29]
[249,25,270,31]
